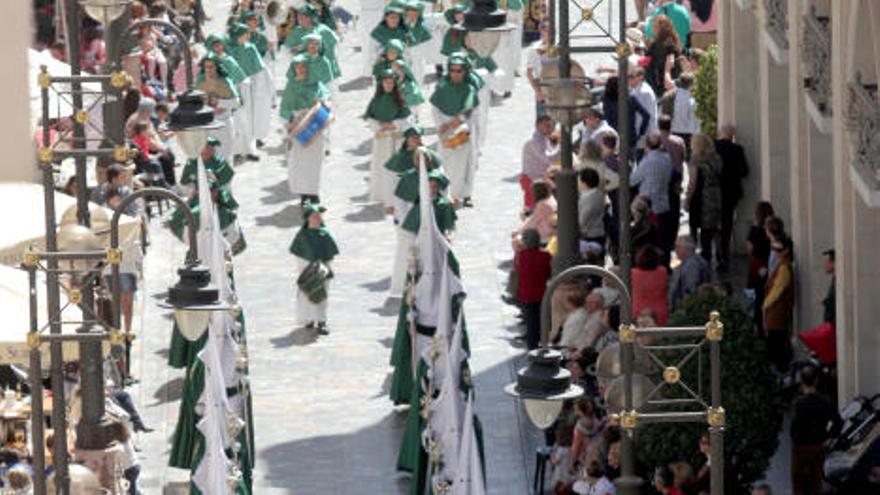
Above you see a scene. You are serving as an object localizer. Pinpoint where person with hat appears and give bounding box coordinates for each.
[430,53,480,206]
[403,1,432,88]
[228,22,271,158]
[280,54,331,206]
[573,104,618,155]
[387,143,450,296]
[195,55,241,164]
[285,5,341,82]
[373,39,425,109]
[365,70,412,207]
[244,11,277,112]
[289,203,339,335]
[371,4,412,53]
[179,137,234,199]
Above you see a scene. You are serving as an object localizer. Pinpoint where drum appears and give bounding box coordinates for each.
[296,260,333,304]
[292,102,333,147]
[442,123,470,149]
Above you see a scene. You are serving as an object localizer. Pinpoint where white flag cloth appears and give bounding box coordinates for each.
[191,156,238,495]
[452,392,486,495]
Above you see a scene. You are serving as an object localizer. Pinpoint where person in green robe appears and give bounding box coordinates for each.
[400,169,457,237]
[403,0,432,86]
[430,53,480,205]
[281,55,331,205]
[195,55,240,164]
[309,0,339,32]
[168,178,247,256]
[440,5,467,57]
[302,33,334,86]
[285,5,341,80]
[179,137,234,198]
[365,69,412,207]
[205,33,247,85]
[244,11,271,58]
[289,203,339,335]
[371,5,413,55]
[228,22,271,156]
[373,39,425,107]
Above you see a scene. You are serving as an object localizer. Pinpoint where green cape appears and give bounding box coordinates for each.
[289,226,340,262]
[180,155,234,187]
[279,76,329,120]
[404,2,431,45]
[393,159,447,202]
[385,146,441,175]
[430,77,479,116]
[373,58,425,106]
[209,49,248,85]
[227,27,266,77]
[196,55,242,101]
[284,24,341,78]
[401,197,457,234]
[371,22,413,47]
[364,92,411,122]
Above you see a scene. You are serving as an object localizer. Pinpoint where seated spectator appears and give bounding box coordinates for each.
[131,122,167,186]
[513,181,558,245]
[514,229,553,350]
[632,245,669,325]
[558,290,609,351]
[125,97,177,186]
[570,398,603,476]
[550,421,575,492]
[668,235,711,312]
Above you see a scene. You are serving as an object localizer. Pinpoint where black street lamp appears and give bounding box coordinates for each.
[460,0,514,57]
[504,349,584,429]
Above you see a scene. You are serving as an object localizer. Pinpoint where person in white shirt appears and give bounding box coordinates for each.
[670,72,700,152]
[557,291,608,350]
[525,21,553,116]
[574,105,618,156]
[629,66,658,158]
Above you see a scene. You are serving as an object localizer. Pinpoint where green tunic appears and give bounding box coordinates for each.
[430,76,479,116]
[285,25,341,78]
[393,158,447,202]
[405,3,432,45]
[279,76,329,121]
[180,155,234,188]
[364,92,411,122]
[373,58,425,106]
[227,31,265,77]
[289,226,340,262]
[212,52,248,85]
[371,22,413,47]
[305,53,334,85]
[249,30,270,58]
[401,197,457,234]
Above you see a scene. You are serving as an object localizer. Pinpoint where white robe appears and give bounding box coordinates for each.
[474,69,493,150]
[368,118,408,205]
[422,12,447,69]
[208,97,239,165]
[294,256,330,324]
[286,108,326,196]
[233,79,257,155]
[494,10,523,94]
[360,0,386,77]
[251,67,274,141]
[433,107,478,199]
[390,228,416,297]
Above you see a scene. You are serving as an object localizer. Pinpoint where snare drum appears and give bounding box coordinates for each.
[442,123,470,149]
[292,102,332,147]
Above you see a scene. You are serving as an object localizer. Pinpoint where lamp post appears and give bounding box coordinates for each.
[460,0,514,57]
[542,0,632,281]
[505,264,725,495]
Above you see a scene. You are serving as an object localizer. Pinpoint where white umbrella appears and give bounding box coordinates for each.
[0,182,140,268]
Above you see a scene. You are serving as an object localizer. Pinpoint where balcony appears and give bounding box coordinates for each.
[802,7,832,133]
[764,0,789,64]
[845,73,880,207]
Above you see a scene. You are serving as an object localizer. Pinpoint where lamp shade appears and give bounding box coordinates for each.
[504,349,583,429]
[79,0,130,25]
[460,0,512,58]
[158,262,230,341]
[539,59,592,128]
[56,224,104,275]
[603,373,655,414]
[166,90,223,159]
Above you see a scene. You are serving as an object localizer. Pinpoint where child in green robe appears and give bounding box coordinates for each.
[365,70,412,207]
[372,39,425,107]
[289,203,339,335]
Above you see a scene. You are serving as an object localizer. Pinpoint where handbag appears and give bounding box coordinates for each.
[296,260,334,304]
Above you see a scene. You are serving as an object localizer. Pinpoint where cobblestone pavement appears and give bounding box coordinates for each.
[128,2,633,494]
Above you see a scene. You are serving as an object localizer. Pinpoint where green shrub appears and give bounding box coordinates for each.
[633,291,786,493]
[694,44,719,137]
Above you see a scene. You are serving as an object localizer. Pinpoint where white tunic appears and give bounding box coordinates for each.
[493,10,523,94]
[208,97,239,165]
[286,108,327,196]
[368,119,408,205]
[433,107,478,199]
[294,255,330,324]
[250,67,275,141]
[422,12,447,69]
[360,0,386,77]
[233,79,257,155]
[390,228,416,297]
[474,68,493,150]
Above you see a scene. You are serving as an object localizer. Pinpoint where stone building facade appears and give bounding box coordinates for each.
[717,0,879,404]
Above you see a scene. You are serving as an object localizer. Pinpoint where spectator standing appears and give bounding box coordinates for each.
[630,134,673,247]
[668,235,711,311]
[602,76,651,152]
[515,229,553,349]
[790,365,842,495]
[630,196,660,257]
[686,133,723,264]
[629,67,659,159]
[658,114,685,253]
[821,249,836,326]
[575,105,618,155]
[521,115,561,211]
[644,13,684,95]
[513,181,558,244]
[632,246,670,325]
[764,236,795,372]
[525,22,554,116]
[645,1,691,49]
[669,72,699,153]
[715,124,750,271]
[747,202,776,334]
[578,168,606,246]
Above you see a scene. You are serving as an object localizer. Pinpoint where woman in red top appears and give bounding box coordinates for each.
[631,245,669,325]
[516,228,553,349]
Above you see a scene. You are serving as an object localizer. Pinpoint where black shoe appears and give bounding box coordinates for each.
[132,419,154,433]
[501,294,519,306]
[435,64,444,77]
[462,197,474,208]
[246,153,260,161]
[324,149,330,156]
[316,322,329,335]
[256,140,265,148]
[305,321,315,329]
[503,91,512,98]
[123,377,140,386]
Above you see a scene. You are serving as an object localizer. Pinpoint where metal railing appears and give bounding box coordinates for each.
[802,6,832,115]
[846,72,880,188]
[764,0,789,49]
